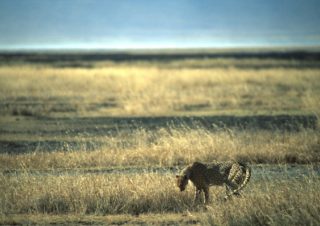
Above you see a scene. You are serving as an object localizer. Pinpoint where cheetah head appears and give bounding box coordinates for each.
[176,174,189,191]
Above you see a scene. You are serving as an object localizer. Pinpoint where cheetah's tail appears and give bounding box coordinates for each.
[229,163,251,197]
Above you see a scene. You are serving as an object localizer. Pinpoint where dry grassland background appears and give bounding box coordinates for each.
[0,50,320,225]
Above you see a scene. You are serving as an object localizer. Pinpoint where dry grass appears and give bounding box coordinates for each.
[1,55,320,225]
[1,128,319,170]
[0,173,189,215]
[1,169,319,225]
[0,213,200,225]
[200,176,320,225]
[0,63,319,116]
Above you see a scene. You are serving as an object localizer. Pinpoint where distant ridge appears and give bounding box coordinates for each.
[1,48,320,63]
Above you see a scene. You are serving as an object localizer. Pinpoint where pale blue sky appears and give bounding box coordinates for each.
[0,0,320,49]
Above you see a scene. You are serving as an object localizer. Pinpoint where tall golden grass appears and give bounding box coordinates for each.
[1,128,319,170]
[1,58,320,225]
[1,169,319,225]
[200,176,320,225]
[0,173,189,215]
[0,64,319,116]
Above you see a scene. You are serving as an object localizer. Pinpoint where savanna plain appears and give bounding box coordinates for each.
[0,49,320,225]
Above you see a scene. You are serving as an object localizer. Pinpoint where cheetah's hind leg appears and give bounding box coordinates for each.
[224,184,241,201]
[193,188,202,204]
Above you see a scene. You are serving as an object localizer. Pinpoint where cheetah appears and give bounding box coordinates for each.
[176,161,251,204]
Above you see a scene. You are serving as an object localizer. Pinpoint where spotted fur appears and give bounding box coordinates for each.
[176,161,251,204]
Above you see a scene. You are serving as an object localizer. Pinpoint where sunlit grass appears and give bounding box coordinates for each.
[1,56,320,225]
[1,169,319,225]
[200,176,320,225]
[0,173,189,215]
[1,128,319,170]
[0,63,319,116]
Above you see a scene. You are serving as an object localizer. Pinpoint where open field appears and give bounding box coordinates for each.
[2,65,320,117]
[1,50,320,118]
[1,49,320,225]
[1,166,320,225]
[1,128,320,170]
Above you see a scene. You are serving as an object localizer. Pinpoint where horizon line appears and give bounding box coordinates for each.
[1,44,320,53]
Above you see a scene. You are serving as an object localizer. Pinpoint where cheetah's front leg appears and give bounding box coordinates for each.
[204,187,210,204]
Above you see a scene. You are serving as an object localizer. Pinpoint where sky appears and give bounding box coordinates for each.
[0,0,320,50]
